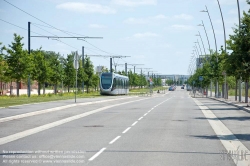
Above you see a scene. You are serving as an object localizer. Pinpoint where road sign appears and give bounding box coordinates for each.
[73,52,79,70]
[199,76,203,81]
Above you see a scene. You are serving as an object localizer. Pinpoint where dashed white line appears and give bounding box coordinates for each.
[109,136,121,144]
[0,98,148,146]
[131,121,138,126]
[144,113,148,116]
[138,117,143,121]
[89,148,106,161]
[0,97,138,123]
[122,127,131,134]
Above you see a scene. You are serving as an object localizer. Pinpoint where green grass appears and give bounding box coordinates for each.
[129,86,168,93]
[0,87,169,108]
[228,89,250,96]
[0,92,101,108]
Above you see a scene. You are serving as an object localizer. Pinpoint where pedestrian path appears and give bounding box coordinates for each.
[189,90,250,114]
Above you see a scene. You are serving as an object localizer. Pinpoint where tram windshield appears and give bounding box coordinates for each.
[101,73,112,89]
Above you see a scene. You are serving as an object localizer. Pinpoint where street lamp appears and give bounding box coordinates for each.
[237,0,241,102]
[195,32,207,56]
[198,21,213,97]
[201,5,219,98]
[198,21,211,57]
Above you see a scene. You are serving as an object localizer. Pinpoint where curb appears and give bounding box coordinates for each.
[209,97,250,114]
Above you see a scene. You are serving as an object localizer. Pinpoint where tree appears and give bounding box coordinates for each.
[77,59,87,92]
[91,73,100,91]
[226,2,250,102]
[0,43,9,89]
[45,51,63,94]
[84,56,94,93]
[4,34,32,96]
[31,49,50,95]
[64,53,75,92]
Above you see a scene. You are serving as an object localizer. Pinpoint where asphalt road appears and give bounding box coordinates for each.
[0,87,249,166]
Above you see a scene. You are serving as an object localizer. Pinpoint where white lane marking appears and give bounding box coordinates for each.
[0,98,148,146]
[144,113,148,116]
[109,136,121,144]
[193,98,250,166]
[122,127,131,134]
[138,117,143,121]
[0,97,138,123]
[89,148,106,161]
[131,121,138,126]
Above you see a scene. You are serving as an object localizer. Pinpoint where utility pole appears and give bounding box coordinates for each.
[82,46,84,93]
[27,22,31,97]
[117,64,144,74]
[27,22,102,97]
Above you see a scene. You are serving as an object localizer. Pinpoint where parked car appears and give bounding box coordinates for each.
[181,86,184,89]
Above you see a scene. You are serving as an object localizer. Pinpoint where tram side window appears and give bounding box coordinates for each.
[118,78,121,89]
[113,78,116,90]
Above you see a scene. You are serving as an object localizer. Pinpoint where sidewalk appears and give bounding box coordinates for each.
[189,90,250,114]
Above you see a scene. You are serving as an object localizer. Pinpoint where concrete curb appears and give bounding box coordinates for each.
[209,97,250,114]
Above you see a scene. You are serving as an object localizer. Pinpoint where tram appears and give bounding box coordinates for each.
[100,72,129,95]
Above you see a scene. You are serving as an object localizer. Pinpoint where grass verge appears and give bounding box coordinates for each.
[0,92,101,108]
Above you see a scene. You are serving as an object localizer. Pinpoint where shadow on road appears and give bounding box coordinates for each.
[195,116,250,121]
[191,134,250,141]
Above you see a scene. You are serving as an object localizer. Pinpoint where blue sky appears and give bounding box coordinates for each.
[0,0,248,75]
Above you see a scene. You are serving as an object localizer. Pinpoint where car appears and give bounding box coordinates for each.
[169,86,175,91]
[181,86,184,89]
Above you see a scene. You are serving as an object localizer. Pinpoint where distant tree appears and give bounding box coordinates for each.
[84,56,94,93]
[91,73,100,91]
[77,59,87,92]
[31,49,50,95]
[64,53,75,92]
[45,51,63,94]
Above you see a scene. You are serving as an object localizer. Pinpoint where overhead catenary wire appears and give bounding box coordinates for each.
[0,18,43,36]
[3,0,130,65]
[31,22,88,37]
[3,0,74,37]
[0,18,78,51]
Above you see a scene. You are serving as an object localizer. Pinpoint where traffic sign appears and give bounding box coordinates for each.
[73,52,79,70]
[199,76,203,81]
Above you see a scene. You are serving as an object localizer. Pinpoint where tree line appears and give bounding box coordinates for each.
[0,34,161,96]
[188,1,250,102]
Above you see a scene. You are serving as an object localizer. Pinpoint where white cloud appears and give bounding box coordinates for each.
[123,14,168,24]
[56,2,116,14]
[113,0,157,7]
[170,24,194,30]
[173,14,193,20]
[123,13,192,25]
[123,32,159,40]
[133,32,159,38]
[89,24,107,29]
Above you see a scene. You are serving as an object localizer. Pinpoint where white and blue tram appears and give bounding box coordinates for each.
[100,72,129,95]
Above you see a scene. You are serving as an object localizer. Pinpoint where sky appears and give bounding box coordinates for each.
[0,0,249,76]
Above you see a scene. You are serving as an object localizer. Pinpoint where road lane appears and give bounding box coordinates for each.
[0,93,171,165]
[87,90,235,166]
[1,89,249,165]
